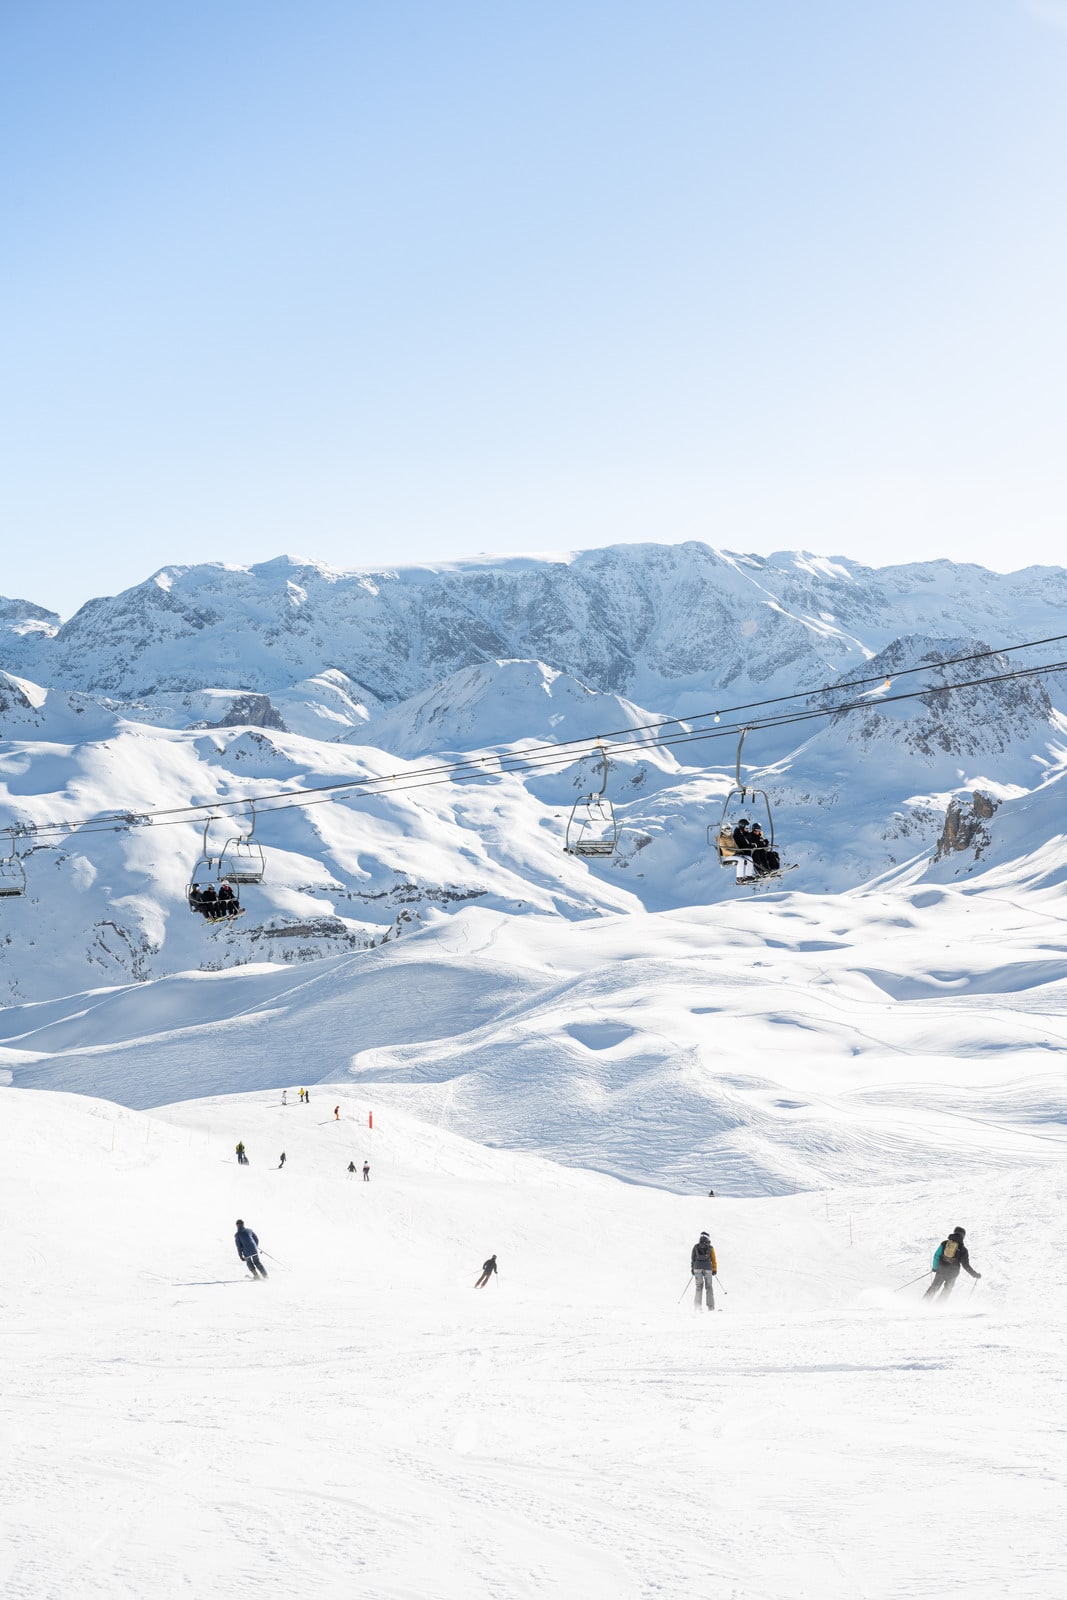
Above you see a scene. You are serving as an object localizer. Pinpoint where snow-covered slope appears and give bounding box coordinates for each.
[5,542,1067,1595]
[2,1085,1064,1599]
[6,844,1067,1198]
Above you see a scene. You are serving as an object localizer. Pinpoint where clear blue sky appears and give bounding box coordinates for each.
[3,0,1067,615]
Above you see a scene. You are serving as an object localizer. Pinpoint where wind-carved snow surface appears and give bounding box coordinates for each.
[3,544,1067,1594]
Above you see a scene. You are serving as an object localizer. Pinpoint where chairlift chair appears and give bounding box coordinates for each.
[187,818,245,919]
[218,802,266,885]
[564,744,620,858]
[0,830,27,898]
[707,728,791,889]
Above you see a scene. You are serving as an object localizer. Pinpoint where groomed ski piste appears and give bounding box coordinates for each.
[3,885,1067,1597]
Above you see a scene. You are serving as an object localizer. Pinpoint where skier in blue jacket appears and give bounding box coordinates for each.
[235,1220,268,1279]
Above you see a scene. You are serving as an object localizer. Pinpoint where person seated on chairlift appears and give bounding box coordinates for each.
[199,882,219,919]
[748,823,780,877]
[731,818,757,882]
[218,880,238,916]
[732,818,755,852]
[189,884,205,915]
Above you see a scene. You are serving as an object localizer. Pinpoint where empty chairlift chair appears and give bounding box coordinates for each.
[564,744,620,858]
[218,802,266,885]
[0,830,27,898]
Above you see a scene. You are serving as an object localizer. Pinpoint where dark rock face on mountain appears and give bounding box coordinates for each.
[194,694,288,732]
[824,638,1061,762]
[935,791,1000,860]
[0,597,59,628]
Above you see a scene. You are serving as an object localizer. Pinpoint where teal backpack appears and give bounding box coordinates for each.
[932,1238,959,1271]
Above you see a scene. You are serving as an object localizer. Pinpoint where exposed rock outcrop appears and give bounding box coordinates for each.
[935,790,999,860]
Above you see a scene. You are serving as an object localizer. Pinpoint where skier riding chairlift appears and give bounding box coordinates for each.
[708,727,793,889]
[187,817,247,919]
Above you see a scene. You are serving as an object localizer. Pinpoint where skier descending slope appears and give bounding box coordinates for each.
[691,1232,717,1311]
[234,1219,268,1280]
[475,1254,498,1288]
[924,1226,981,1302]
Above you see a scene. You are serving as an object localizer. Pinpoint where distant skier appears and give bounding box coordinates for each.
[691,1231,717,1311]
[362,1161,370,1182]
[282,1090,287,1106]
[234,1219,268,1279]
[299,1088,305,1103]
[235,1141,248,1166]
[278,1152,286,1169]
[924,1226,981,1301]
[475,1255,497,1287]
[707,1188,715,1198]
[334,1105,340,1121]
[347,1161,357,1175]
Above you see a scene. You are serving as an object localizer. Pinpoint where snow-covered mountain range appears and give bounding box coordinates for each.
[7,544,1067,707]
[1,543,1066,1006]
[2,540,1067,1199]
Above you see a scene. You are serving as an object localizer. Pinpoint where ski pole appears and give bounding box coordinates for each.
[894,1272,931,1293]
[678,1277,694,1302]
[263,1251,288,1270]
[713,1277,728,1295]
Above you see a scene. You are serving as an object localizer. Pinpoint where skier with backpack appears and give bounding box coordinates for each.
[691,1231,717,1311]
[924,1226,981,1301]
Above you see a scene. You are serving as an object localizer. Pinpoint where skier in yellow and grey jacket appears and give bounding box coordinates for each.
[691,1232,717,1311]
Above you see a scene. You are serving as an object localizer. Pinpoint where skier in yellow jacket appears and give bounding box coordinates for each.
[691,1231,717,1311]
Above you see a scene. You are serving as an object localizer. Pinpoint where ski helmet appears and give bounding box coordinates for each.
[236,1219,244,1228]
[700,1232,710,1241]
[951,1226,965,1239]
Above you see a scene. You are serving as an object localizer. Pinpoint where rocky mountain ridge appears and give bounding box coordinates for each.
[5,544,1067,712]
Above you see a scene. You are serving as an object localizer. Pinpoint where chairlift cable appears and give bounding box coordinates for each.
[7,648,1067,843]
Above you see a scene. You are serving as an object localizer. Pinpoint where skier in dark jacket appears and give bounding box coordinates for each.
[234,1219,268,1279]
[747,823,780,876]
[691,1232,717,1310]
[924,1226,980,1300]
[475,1255,498,1288]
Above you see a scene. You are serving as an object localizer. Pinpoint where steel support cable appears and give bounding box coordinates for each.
[14,629,1067,838]
[12,652,1067,842]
